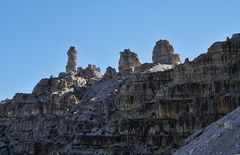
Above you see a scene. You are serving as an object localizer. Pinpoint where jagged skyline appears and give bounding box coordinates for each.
[0,0,240,100]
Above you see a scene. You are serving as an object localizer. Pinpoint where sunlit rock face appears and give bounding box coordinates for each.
[118,49,142,76]
[152,40,180,65]
[0,34,240,154]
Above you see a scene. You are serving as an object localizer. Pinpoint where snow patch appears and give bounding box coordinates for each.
[145,64,174,73]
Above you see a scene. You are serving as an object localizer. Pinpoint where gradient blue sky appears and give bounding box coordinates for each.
[0,0,240,100]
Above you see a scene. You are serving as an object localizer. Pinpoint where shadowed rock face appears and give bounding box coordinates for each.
[66,46,77,73]
[152,40,180,65]
[0,34,240,154]
[173,107,240,155]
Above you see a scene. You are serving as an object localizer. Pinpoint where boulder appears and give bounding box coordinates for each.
[152,40,180,65]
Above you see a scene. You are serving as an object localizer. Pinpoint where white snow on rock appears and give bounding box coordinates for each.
[145,64,174,73]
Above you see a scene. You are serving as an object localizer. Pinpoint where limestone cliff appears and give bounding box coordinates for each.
[0,34,240,155]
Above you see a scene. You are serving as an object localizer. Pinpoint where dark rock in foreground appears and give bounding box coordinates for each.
[174,106,240,155]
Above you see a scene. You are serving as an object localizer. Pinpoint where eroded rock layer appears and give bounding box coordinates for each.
[0,34,240,155]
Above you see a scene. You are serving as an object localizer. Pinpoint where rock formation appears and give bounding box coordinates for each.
[152,40,180,65]
[0,34,240,154]
[66,46,77,73]
[77,64,101,79]
[118,49,142,76]
[102,66,118,80]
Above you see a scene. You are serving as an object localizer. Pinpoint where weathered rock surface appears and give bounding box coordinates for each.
[77,64,101,79]
[0,34,240,155]
[152,40,180,65]
[66,46,77,73]
[174,107,240,155]
[102,66,118,80]
[118,49,142,76]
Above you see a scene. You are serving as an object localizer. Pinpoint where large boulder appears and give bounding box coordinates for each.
[118,49,142,76]
[152,40,180,65]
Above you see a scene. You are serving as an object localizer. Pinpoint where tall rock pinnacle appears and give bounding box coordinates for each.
[66,46,77,73]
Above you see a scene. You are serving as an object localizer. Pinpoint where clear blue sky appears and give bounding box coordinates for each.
[0,0,240,100]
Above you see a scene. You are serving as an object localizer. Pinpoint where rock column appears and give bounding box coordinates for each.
[66,46,77,73]
[118,49,142,76]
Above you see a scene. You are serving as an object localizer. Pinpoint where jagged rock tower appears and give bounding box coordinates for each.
[66,46,77,73]
[118,49,142,76]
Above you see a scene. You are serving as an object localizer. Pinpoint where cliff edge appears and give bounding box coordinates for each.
[0,34,240,154]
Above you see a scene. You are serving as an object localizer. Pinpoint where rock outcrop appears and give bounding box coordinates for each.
[102,66,118,80]
[66,46,77,73]
[152,40,180,65]
[77,64,101,79]
[0,34,240,154]
[118,49,142,76]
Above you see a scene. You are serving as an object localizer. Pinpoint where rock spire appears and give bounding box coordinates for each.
[66,46,77,73]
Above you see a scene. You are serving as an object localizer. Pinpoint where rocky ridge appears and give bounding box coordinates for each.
[0,34,240,154]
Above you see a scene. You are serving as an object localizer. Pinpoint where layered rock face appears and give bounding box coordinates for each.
[118,49,142,76]
[152,40,180,65]
[0,34,240,155]
[66,46,77,73]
